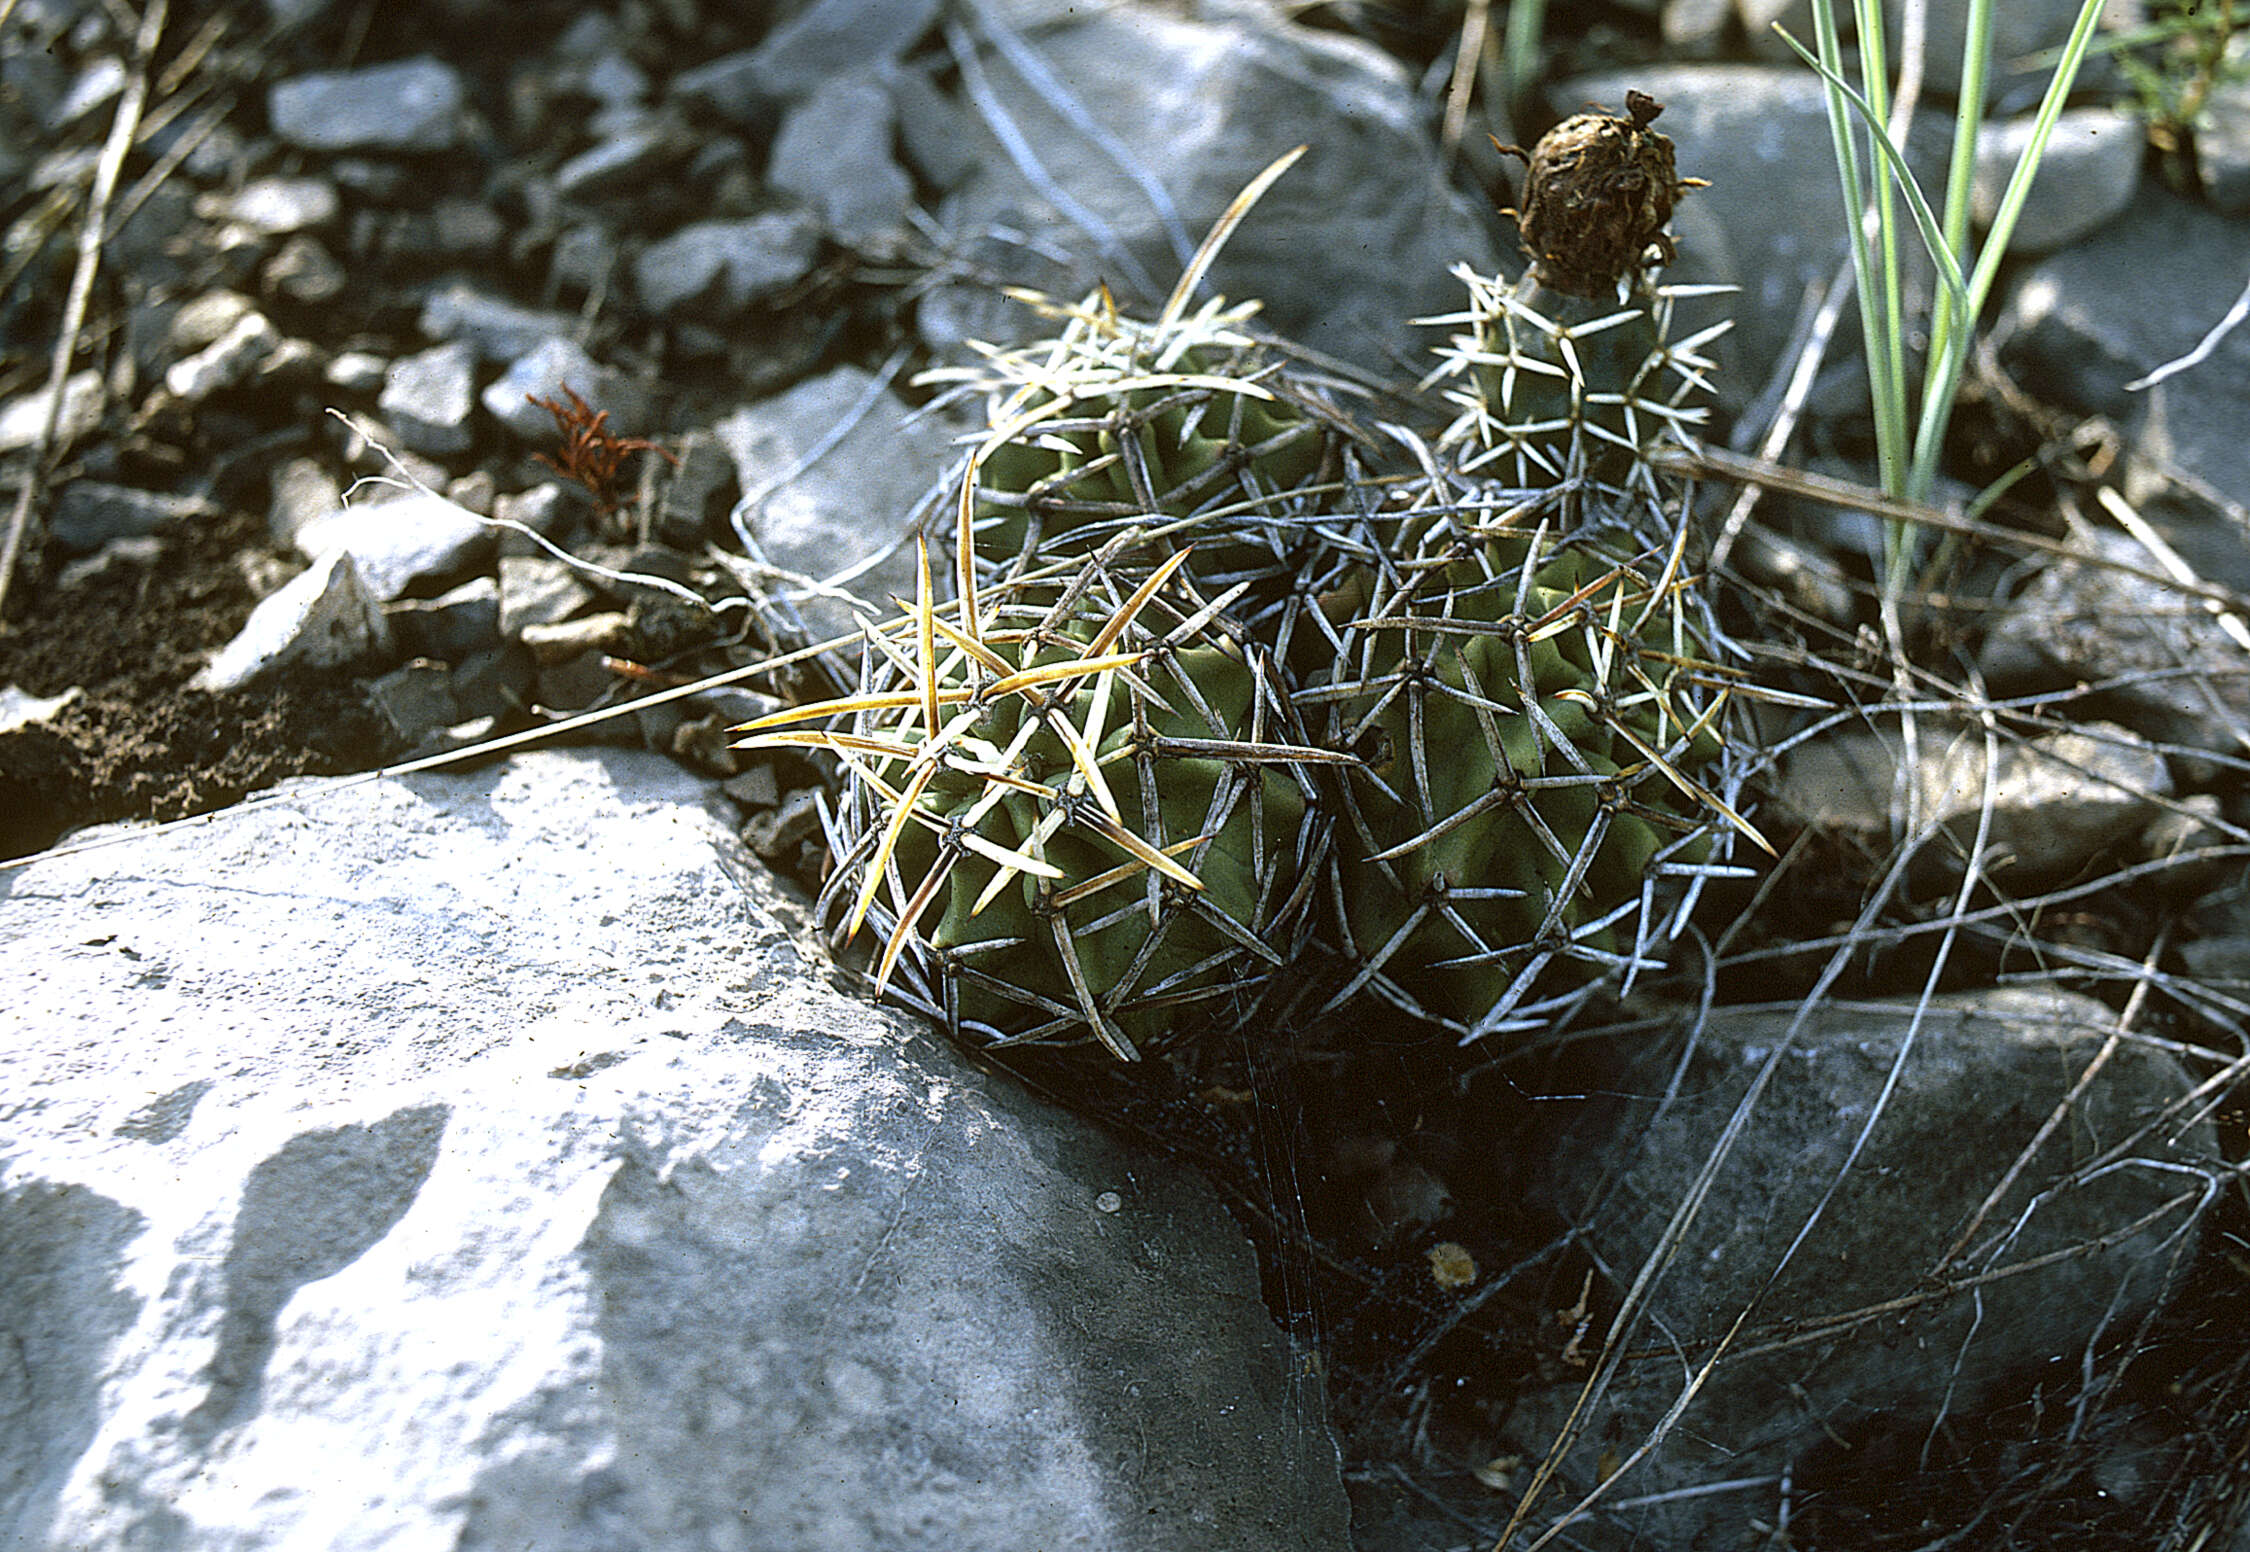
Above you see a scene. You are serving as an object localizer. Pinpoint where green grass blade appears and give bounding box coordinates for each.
[1776,25,1972,318]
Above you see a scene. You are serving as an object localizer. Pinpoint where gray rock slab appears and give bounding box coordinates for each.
[267,56,466,154]
[1978,525,2250,761]
[632,212,822,318]
[379,340,479,457]
[925,0,1499,377]
[417,280,578,364]
[1507,986,2217,1550]
[1767,717,2175,889]
[2001,185,2250,519]
[713,366,962,649]
[293,491,491,602]
[0,748,1348,1552]
[770,71,914,249]
[1973,106,2141,255]
[47,481,216,555]
[192,549,392,692]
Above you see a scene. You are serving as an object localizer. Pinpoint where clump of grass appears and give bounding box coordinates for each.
[1775,0,2107,598]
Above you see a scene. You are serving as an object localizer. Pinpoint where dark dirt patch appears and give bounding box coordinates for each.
[0,509,396,860]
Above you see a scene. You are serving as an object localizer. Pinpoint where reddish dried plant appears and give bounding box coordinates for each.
[527,385,677,515]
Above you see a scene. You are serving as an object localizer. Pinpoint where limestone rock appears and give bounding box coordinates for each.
[0,749,1347,1552]
[267,57,466,154]
[1506,987,2218,1550]
[192,548,392,691]
[292,490,492,602]
[921,0,1499,376]
[712,365,961,652]
[1767,716,2176,890]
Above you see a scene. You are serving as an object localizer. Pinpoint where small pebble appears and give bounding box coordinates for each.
[205,176,339,237]
[499,553,594,636]
[165,312,282,402]
[632,213,821,318]
[325,350,389,393]
[268,57,466,154]
[194,551,392,692]
[379,341,479,457]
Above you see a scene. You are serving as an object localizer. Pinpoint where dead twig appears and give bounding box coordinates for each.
[527,385,678,518]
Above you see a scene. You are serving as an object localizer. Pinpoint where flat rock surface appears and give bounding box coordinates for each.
[0,748,1348,1552]
[1508,986,2219,1550]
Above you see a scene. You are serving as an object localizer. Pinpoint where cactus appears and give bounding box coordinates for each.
[1305,94,1769,1040]
[734,518,1346,1061]
[920,286,1347,576]
[1311,477,1763,1039]
[1419,91,1731,527]
[739,112,1768,1056]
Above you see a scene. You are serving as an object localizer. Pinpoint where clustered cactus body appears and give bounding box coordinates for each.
[739,100,1766,1057]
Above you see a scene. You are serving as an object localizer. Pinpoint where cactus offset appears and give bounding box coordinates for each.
[1306,95,1769,1039]
[1420,93,1730,524]
[1310,475,1764,1039]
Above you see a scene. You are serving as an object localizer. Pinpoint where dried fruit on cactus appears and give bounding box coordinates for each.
[1505,90,1700,301]
[1315,485,1765,1038]
[734,529,1345,1061]
[1421,94,1729,516]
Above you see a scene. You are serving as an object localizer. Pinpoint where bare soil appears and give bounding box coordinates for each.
[0,513,395,859]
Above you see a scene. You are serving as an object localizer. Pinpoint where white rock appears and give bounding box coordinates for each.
[292,490,491,602]
[0,370,101,453]
[713,366,962,650]
[193,549,392,691]
[0,748,1348,1552]
[163,311,283,403]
